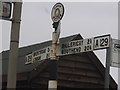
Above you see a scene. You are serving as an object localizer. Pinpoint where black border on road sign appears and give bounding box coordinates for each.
[93,34,111,50]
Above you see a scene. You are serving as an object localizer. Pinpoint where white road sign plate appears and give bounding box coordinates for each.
[25,46,51,64]
[32,47,50,62]
[93,35,110,50]
[25,34,111,64]
[110,39,120,68]
[61,34,110,55]
[61,38,94,55]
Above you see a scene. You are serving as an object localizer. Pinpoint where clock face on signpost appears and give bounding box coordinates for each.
[51,3,64,22]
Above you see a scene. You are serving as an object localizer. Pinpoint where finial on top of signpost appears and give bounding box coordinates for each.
[51,2,64,23]
[51,3,64,31]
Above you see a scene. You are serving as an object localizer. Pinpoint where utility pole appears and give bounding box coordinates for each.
[7,0,22,88]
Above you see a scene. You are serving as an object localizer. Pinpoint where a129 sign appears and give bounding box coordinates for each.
[93,35,110,50]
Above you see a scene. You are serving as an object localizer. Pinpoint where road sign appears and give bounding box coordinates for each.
[110,39,120,68]
[25,34,111,64]
[61,34,110,55]
[61,38,94,55]
[51,3,64,22]
[0,2,12,19]
[93,34,110,50]
[25,46,51,64]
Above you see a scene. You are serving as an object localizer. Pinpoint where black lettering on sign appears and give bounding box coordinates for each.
[46,53,50,59]
[100,38,108,47]
[62,40,83,49]
[61,49,68,55]
[33,56,41,61]
[94,35,110,50]
[87,39,92,44]
[94,40,99,48]
[47,47,50,52]
[84,45,92,52]
[78,47,81,52]
[100,38,104,47]
[61,47,82,55]
[104,38,109,46]
[26,55,32,62]
[33,49,46,57]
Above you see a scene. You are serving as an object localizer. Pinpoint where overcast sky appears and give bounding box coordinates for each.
[0,0,119,88]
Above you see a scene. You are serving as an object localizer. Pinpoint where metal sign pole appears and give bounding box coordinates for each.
[104,39,111,89]
[7,1,22,88]
[48,21,60,90]
[49,3,64,90]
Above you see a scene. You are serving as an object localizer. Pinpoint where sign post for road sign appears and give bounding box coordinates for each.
[48,3,64,90]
